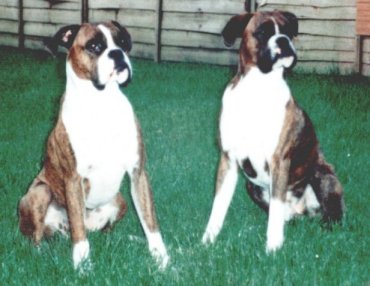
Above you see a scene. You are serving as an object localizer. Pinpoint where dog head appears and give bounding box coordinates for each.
[222,11,298,74]
[45,21,132,90]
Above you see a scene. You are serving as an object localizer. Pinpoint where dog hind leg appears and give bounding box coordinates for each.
[311,156,344,223]
[246,181,269,213]
[19,173,52,244]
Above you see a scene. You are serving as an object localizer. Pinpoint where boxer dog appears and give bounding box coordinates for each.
[18,21,169,270]
[202,11,344,252]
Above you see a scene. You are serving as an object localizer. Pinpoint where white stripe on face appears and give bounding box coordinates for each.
[270,17,280,35]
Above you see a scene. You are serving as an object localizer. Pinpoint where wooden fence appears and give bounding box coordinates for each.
[0,0,369,75]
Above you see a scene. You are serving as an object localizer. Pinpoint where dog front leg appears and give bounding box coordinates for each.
[130,168,169,269]
[65,176,89,269]
[202,152,238,244]
[266,157,290,253]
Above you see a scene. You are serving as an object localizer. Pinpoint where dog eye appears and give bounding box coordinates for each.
[253,30,264,40]
[86,41,104,55]
[116,36,126,49]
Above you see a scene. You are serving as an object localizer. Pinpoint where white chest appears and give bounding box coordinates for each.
[62,84,139,208]
[220,68,291,187]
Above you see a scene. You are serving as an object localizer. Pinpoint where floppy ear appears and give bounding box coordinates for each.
[281,12,298,39]
[44,24,81,55]
[112,21,132,53]
[222,13,254,47]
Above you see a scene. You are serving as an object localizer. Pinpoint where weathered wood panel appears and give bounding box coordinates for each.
[90,9,156,29]
[162,12,230,34]
[298,50,355,63]
[24,36,45,50]
[364,38,370,52]
[263,0,354,6]
[295,20,355,37]
[295,35,355,51]
[0,0,18,7]
[23,0,79,9]
[23,8,80,24]
[162,46,238,65]
[129,27,156,45]
[117,9,156,28]
[260,5,355,20]
[89,0,156,10]
[0,33,18,46]
[162,30,233,50]
[163,0,245,14]
[296,62,354,74]
[363,64,370,74]
[0,20,18,33]
[24,22,62,37]
[130,43,155,59]
[0,6,18,20]
[88,9,117,23]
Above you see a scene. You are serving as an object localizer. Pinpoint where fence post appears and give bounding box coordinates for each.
[354,35,362,74]
[250,0,256,12]
[18,0,24,48]
[154,0,163,62]
[82,0,89,23]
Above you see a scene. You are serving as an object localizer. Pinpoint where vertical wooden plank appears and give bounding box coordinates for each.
[250,0,256,12]
[355,35,363,74]
[82,0,89,23]
[18,0,24,48]
[155,0,163,62]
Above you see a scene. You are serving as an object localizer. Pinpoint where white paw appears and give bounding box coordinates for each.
[148,232,170,270]
[201,229,217,245]
[73,240,90,269]
[150,245,170,270]
[266,231,284,253]
[266,199,286,253]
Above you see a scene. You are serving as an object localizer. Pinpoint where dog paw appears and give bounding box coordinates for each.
[150,246,170,270]
[73,240,90,269]
[265,234,284,253]
[148,232,170,270]
[201,228,218,245]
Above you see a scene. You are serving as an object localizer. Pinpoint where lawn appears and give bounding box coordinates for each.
[0,46,369,285]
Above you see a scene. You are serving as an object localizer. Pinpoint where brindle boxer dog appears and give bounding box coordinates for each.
[19,21,169,270]
[202,11,344,252]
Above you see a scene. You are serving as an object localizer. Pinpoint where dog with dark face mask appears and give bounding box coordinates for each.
[18,21,169,270]
[202,11,344,252]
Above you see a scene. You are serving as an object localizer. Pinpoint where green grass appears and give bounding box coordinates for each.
[1,46,369,285]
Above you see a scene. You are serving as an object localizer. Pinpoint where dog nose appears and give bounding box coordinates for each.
[108,49,124,62]
[108,49,127,71]
[275,36,295,57]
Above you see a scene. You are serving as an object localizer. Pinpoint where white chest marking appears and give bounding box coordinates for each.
[62,66,139,208]
[220,67,291,187]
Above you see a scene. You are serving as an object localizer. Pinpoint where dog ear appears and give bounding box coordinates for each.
[44,25,81,55]
[222,13,254,47]
[281,12,298,39]
[111,21,132,53]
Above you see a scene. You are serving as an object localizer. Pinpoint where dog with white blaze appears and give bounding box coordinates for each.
[202,10,344,252]
[18,21,169,270]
